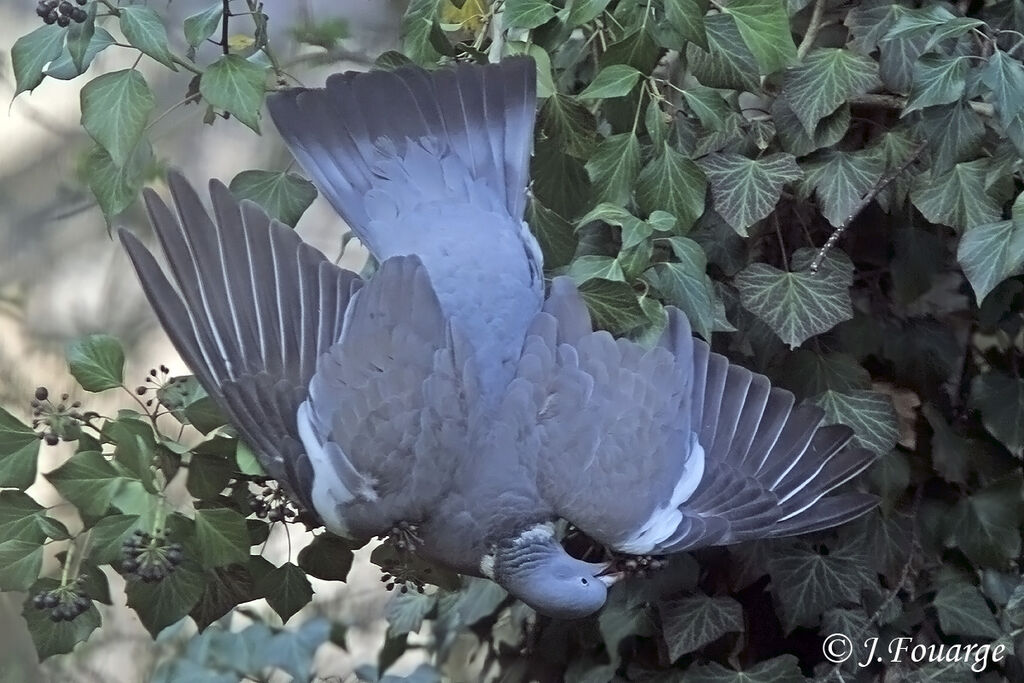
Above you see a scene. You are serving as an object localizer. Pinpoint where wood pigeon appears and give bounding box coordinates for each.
[119,58,878,619]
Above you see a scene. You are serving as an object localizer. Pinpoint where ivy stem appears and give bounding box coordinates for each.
[221,0,231,55]
[797,0,826,60]
[60,541,74,587]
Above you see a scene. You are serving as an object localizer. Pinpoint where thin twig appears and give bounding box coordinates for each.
[221,0,231,55]
[810,142,926,274]
[849,93,995,118]
[797,0,826,60]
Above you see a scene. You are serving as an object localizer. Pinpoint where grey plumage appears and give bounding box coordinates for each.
[121,58,877,621]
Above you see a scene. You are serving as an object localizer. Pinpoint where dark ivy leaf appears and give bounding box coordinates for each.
[768,542,874,632]
[0,406,41,490]
[199,54,268,133]
[686,654,804,683]
[254,561,313,623]
[969,372,1024,456]
[183,3,224,50]
[81,69,155,166]
[194,508,250,567]
[586,133,640,206]
[577,278,648,335]
[126,559,207,637]
[504,0,556,29]
[783,48,880,134]
[67,334,124,392]
[23,586,101,660]
[659,593,744,661]
[635,143,706,233]
[699,152,802,236]
[82,138,153,220]
[11,24,65,96]
[0,539,44,592]
[721,0,796,75]
[813,389,899,456]
[45,451,123,519]
[229,171,318,228]
[932,582,1001,639]
[119,6,177,70]
[952,478,1023,567]
[686,14,759,91]
[297,533,356,582]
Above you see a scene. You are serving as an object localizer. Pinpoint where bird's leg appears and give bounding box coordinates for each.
[388,520,423,553]
[600,553,668,584]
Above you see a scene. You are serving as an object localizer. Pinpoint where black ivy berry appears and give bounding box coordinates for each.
[38,0,89,26]
[32,579,92,622]
[247,481,299,523]
[120,529,183,583]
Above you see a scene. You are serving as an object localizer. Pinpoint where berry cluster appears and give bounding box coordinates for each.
[379,560,428,594]
[30,386,88,446]
[135,365,172,407]
[32,576,91,622]
[610,554,667,580]
[248,481,299,523]
[36,0,88,26]
[121,530,183,583]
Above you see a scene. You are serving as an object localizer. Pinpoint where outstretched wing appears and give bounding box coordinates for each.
[528,278,877,555]
[296,256,475,539]
[120,173,361,511]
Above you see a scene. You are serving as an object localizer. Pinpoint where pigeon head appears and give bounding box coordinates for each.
[490,524,610,619]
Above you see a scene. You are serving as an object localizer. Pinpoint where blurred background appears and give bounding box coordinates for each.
[0,1,413,680]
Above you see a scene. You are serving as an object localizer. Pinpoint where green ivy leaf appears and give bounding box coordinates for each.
[903,55,969,115]
[44,451,123,518]
[194,509,250,568]
[659,593,744,661]
[255,562,313,623]
[528,199,577,269]
[23,586,101,660]
[262,618,331,683]
[0,491,48,544]
[970,372,1024,456]
[81,70,154,168]
[119,6,177,70]
[67,334,125,392]
[126,560,206,637]
[85,514,141,565]
[0,540,43,591]
[228,170,318,227]
[772,96,850,157]
[563,0,612,28]
[11,24,66,95]
[720,0,796,75]
[635,143,706,233]
[578,279,648,334]
[65,7,95,74]
[297,533,356,582]
[734,249,853,348]
[577,203,649,249]
[539,93,596,158]
[0,407,40,490]
[200,54,268,133]
[911,159,1002,232]
[800,149,885,227]
[400,0,443,65]
[911,100,983,174]
[783,49,880,134]
[687,654,804,683]
[45,28,114,80]
[567,256,626,284]
[700,152,802,235]
[983,50,1024,128]
[665,0,707,50]
[642,237,715,339]
[777,351,871,398]
[958,217,1024,303]
[933,582,1002,639]
[387,590,438,636]
[586,133,640,206]
[768,543,873,632]
[578,64,643,100]
[681,86,732,131]
[505,0,556,29]
[812,390,899,456]
[686,14,759,91]
[952,478,1022,567]
[183,3,224,50]
[532,139,592,218]
[882,5,958,41]
[82,138,153,219]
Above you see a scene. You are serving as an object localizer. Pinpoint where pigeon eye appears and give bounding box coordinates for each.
[580,578,588,586]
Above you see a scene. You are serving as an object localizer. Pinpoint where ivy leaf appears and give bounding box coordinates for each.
[255,562,313,623]
[23,587,101,660]
[400,0,443,65]
[45,28,115,80]
[263,619,331,683]
[983,50,1024,128]
[600,27,660,73]
[800,150,885,227]
[586,133,640,206]
[528,199,577,269]
[563,0,611,28]
[388,590,437,636]
[642,237,715,339]
[539,93,596,158]
[183,3,224,50]
[0,540,43,591]
[578,279,648,334]
[532,139,592,218]
[772,97,851,158]
[200,54,268,133]
[735,254,853,348]
[11,24,66,95]
[0,491,47,544]
[67,334,124,392]
[720,0,796,75]
[952,478,1022,567]
[777,351,871,398]
[119,6,177,70]
[812,390,899,456]
[80,70,154,168]
[578,64,643,99]
[635,143,706,232]
[665,0,707,50]
[912,101,984,175]
[700,153,802,235]
[933,582,1002,639]
[958,218,1024,303]
[686,14,759,91]
[85,514,141,565]
[783,49,880,134]
[687,655,804,683]
[297,533,356,582]
[504,0,556,29]
[126,560,206,637]
[567,256,626,284]
[0,406,40,490]
[659,594,744,661]
[903,55,969,115]
[970,373,1024,456]
[228,171,318,227]
[194,509,250,568]
[911,159,1002,232]
[44,451,123,518]
[682,86,733,131]
[768,543,873,632]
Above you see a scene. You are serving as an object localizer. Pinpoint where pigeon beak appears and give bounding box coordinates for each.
[593,561,624,588]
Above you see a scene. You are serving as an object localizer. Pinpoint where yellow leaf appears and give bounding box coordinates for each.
[441,0,488,32]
